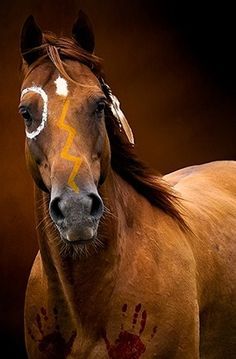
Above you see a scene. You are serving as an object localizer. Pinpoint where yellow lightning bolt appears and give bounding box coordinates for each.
[57,98,82,192]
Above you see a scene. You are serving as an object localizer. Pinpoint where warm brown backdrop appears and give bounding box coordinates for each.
[0,1,235,356]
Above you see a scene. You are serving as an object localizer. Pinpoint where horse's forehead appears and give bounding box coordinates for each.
[22,61,100,96]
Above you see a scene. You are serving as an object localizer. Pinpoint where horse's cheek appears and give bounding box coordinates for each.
[25,144,49,193]
[99,135,111,185]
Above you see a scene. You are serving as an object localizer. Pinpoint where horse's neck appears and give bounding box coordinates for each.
[34,169,143,326]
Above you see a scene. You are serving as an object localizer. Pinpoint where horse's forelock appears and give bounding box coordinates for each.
[21,31,103,82]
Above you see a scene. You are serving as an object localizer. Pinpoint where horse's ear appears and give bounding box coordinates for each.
[21,15,43,64]
[72,10,95,53]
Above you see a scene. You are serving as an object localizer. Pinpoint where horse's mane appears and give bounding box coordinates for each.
[22,33,187,229]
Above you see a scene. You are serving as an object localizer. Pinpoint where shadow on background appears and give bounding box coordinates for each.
[0,0,235,357]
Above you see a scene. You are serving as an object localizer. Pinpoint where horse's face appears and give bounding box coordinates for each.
[20,58,110,245]
[19,13,135,251]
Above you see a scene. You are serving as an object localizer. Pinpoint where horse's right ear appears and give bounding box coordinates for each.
[21,15,43,64]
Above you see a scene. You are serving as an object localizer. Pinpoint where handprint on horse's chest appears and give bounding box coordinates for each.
[102,304,157,359]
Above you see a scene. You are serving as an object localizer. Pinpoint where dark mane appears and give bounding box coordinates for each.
[22,32,187,229]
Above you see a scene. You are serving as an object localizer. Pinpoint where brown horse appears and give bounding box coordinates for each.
[19,12,236,359]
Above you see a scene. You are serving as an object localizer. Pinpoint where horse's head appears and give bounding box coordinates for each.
[19,13,134,250]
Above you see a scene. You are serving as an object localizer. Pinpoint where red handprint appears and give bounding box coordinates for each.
[102,304,157,359]
[28,307,76,358]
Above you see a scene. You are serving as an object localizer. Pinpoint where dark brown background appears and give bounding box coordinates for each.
[0,0,235,357]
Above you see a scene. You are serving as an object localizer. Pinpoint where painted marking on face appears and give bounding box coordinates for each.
[54,76,69,97]
[21,86,48,139]
[57,99,82,192]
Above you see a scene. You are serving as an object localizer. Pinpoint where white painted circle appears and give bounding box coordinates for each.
[20,86,48,139]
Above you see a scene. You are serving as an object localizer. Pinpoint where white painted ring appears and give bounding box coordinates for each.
[20,86,48,139]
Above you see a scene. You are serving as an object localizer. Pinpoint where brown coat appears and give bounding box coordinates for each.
[19,13,236,359]
[25,161,236,358]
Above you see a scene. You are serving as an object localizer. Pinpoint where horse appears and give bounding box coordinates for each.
[19,11,236,358]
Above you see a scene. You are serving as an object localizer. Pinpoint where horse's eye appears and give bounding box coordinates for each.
[19,107,33,127]
[95,101,106,116]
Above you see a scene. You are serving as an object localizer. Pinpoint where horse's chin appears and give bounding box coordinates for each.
[55,224,102,258]
[65,227,96,243]
[55,220,98,241]
[62,234,97,247]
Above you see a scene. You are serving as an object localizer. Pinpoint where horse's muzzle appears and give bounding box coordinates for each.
[49,188,104,243]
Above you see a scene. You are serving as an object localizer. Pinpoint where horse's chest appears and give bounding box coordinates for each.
[25,298,158,358]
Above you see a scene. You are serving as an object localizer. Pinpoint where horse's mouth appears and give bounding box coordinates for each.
[56,222,100,249]
[52,215,102,257]
[62,234,97,246]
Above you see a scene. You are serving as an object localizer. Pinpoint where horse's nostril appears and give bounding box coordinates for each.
[89,193,104,218]
[50,197,65,223]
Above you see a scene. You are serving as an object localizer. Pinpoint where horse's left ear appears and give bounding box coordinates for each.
[21,15,43,64]
[72,10,95,53]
